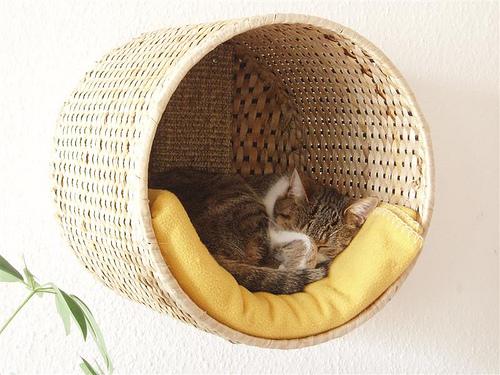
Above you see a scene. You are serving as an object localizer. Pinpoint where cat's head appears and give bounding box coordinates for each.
[273,169,379,259]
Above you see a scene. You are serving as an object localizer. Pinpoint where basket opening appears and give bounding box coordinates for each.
[149,23,425,211]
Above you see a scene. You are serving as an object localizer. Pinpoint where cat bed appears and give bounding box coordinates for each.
[51,14,434,348]
[149,189,423,339]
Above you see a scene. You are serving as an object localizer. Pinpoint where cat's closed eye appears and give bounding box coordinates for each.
[316,239,328,248]
[277,213,291,220]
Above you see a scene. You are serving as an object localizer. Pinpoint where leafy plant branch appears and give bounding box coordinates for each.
[0,254,113,374]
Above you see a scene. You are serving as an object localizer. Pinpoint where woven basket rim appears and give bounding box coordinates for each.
[132,13,435,348]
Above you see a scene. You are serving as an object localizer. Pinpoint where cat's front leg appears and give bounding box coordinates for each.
[269,228,317,269]
[274,240,316,269]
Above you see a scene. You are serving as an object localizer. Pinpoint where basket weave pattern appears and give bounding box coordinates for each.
[52,15,433,348]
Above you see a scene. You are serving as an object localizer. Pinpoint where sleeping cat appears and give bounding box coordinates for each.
[150,168,378,294]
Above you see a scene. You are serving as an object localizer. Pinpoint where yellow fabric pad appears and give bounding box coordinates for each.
[149,189,423,339]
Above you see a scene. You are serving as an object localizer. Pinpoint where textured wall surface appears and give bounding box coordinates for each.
[0,1,498,373]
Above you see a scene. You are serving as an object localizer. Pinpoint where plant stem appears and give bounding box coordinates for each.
[35,288,56,294]
[0,290,36,335]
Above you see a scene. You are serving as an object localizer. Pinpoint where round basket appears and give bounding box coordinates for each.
[52,14,434,348]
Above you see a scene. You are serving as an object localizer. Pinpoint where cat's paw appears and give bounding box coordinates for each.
[303,262,329,285]
[275,239,316,270]
[280,265,329,294]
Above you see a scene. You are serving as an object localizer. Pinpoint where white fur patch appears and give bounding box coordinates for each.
[264,175,314,269]
[269,228,313,269]
[262,176,290,219]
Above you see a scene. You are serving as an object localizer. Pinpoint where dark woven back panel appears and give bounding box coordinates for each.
[149,43,234,178]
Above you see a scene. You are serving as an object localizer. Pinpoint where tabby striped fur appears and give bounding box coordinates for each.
[150,169,378,294]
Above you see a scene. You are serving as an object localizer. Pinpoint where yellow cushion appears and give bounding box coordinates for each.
[149,189,423,339]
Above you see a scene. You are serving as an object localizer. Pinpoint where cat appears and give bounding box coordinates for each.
[150,168,378,294]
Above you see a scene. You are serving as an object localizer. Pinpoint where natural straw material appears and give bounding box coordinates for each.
[52,14,434,348]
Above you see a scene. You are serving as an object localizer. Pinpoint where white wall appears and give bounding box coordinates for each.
[0,1,498,373]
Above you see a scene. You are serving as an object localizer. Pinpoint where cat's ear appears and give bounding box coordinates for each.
[288,169,308,202]
[344,197,379,227]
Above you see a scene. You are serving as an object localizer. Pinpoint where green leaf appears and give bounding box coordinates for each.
[80,358,99,375]
[22,257,40,290]
[52,286,88,340]
[53,286,71,335]
[65,292,88,341]
[64,290,88,339]
[72,295,113,373]
[0,254,23,283]
[93,360,105,375]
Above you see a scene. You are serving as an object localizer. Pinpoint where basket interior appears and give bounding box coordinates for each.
[149,23,425,212]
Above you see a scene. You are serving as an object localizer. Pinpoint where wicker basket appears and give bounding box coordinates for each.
[52,14,434,348]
